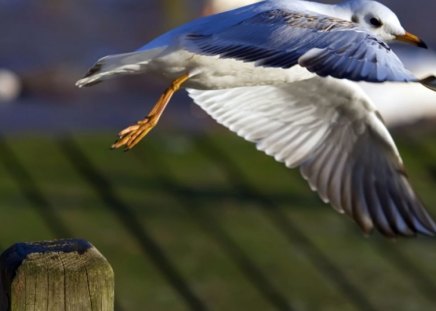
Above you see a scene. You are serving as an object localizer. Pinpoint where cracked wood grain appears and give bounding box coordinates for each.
[0,239,114,311]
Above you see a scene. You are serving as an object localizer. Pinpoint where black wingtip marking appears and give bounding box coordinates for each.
[420,75,436,92]
[81,80,102,87]
[83,62,103,79]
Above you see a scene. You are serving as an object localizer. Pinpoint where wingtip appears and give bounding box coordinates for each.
[75,77,102,88]
[75,62,104,88]
[420,75,436,92]
[75,80,85,88]
[416,216,436,237]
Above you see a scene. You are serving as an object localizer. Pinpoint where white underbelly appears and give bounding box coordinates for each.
[148,50,315,89]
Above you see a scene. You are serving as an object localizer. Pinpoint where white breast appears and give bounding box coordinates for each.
[148,50,315,89]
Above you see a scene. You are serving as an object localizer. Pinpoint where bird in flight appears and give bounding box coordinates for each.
[77,0,436,237]
[203,0,436,126]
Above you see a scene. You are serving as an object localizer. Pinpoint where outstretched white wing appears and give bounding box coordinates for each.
[187,78,436,237]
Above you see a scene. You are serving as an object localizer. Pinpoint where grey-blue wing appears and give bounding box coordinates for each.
[182,9,416,82]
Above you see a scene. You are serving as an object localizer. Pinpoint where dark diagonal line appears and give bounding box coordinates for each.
[362,138,436,303]
[196,136,379,311]
[118,181,313,208]
[133,149,295,311]
[0,136,125,311]
[374,241,436,303]
[57,137,208,311]
[0,136,71,238]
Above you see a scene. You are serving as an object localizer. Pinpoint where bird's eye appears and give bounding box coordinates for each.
[369,17,383,27]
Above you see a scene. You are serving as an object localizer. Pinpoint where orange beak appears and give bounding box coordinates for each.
[396,32,428,49]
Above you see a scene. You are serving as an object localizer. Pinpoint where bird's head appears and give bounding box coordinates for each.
[341,0,427,48]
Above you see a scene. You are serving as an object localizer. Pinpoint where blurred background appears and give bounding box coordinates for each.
[1,1,436,310]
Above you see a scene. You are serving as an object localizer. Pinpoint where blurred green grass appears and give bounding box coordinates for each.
[0,129,435,311]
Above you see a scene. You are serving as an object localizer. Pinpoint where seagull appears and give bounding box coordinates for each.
[203,0,436,126]
[76,0,436,237]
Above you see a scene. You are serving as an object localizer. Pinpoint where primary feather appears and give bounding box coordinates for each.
[188,78,436,236]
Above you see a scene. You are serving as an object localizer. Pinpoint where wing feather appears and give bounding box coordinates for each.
[182,8,418,83]
[187,78,436,237]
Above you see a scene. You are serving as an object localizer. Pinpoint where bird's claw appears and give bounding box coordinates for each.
[111,74,190,151]
[111,117,155,151]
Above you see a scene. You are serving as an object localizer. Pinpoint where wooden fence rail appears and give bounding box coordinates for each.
[0,239,114,311]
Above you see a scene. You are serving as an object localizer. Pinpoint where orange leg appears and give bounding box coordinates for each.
[112,73,190,151]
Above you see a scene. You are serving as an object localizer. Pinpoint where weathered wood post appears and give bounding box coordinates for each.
[0,239,114,311]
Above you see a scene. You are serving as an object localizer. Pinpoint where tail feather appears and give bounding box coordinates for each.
[76,48,164,88]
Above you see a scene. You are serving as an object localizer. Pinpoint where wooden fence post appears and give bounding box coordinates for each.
[0,239,114,311]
